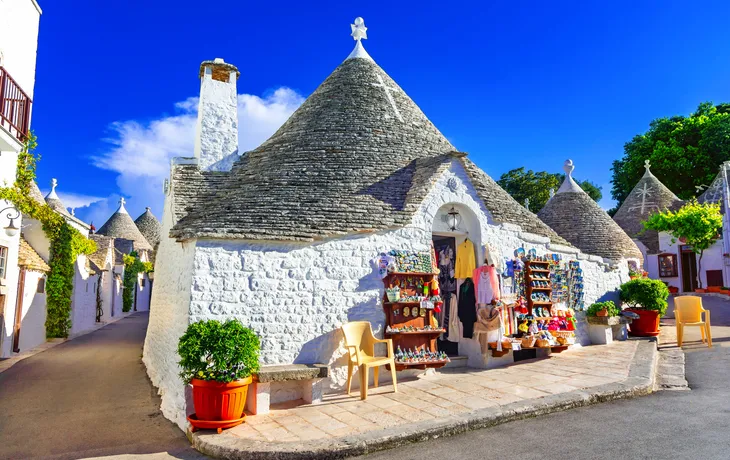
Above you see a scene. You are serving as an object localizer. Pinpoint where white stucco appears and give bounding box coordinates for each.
[653,231,725,291]
[145,159,632,429]
[0,150,21,358]
[17,269,45,351]
[69,256,99,335]
[193,61,239,172]
[134,273,152,311]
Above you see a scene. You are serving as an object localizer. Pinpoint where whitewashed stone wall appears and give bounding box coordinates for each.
[134,273,152,311]
[143,190,197,429]
[656,231,725,291]
[146,159,632,429]
[17,269,46,351]
[70,256,99,335]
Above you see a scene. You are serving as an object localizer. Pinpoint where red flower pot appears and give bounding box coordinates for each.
[627,309,660,337]
[708,286,722,293]
[191,376,252,422]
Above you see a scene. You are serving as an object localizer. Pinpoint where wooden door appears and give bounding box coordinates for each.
[681,251,698,292]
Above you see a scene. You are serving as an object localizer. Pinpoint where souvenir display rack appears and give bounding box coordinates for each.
[382,272,449,371]
[525,260,553,319]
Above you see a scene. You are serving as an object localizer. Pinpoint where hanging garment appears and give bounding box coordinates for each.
[447,293,461,343]
[455,239,476,279]
[474,306,502,355]
[438,246,457,293]
[483,243,498,267]
[473,265,501,305]
[458,278,477,339]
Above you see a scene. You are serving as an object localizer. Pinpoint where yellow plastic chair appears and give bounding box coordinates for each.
[674,296,712,348]
[341,321,397,400]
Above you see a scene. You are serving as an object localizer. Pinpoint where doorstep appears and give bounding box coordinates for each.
[189,339,657,459]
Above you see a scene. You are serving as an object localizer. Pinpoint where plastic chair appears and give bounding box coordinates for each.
[674,296,712,348]
[341,321,397,400]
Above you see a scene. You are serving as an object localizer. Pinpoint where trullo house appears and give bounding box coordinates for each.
[144,18,636,429]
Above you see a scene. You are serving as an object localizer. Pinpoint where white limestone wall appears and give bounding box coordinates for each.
[143,187,197,429]
[17,269,45,351]
[22,219,50,262]
[0,0,41,99]
[657,231,725,291]
[135,273,152,311]
[0,149,20,358]
[69,256,99,335]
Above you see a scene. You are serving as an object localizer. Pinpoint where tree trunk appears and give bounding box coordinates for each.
[697,250,704,289]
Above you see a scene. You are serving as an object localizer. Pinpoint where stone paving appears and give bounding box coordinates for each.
[227,341,638,443]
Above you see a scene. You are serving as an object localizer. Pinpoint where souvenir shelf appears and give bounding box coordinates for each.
[382,272,449,371]
[525,260,553,316]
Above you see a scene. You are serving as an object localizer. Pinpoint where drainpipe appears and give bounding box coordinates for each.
[12,268,26,353]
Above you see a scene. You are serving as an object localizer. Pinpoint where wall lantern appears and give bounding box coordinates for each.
[447,206,462,232]
[2,206,20,237]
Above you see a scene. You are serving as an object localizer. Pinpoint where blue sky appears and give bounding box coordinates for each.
[29,0,730,225]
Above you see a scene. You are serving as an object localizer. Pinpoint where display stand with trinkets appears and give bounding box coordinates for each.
[382,271,449,370]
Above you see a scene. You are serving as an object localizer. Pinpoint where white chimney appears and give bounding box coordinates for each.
[193,58,240,171]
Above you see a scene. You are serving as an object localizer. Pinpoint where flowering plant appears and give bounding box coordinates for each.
[178,319,260,384]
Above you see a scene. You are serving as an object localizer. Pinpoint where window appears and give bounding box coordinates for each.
[0,246,7,279]
[141,278,146,288]
[37,278,45,293]
[658,253,678,278]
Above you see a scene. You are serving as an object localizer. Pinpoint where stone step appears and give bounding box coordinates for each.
[443,355,468,369]
[657,348,689,391]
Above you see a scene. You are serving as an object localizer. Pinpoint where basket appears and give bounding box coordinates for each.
[557,336,568,345]
[536,338,550,348]
[521,335,536,348]
[552,331,575,338]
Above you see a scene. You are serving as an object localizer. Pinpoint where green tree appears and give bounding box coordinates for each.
[611,102,730,208]
[643,200,723,288]
[497,167,602,212]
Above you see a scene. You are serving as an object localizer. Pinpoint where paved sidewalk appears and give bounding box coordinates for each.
[191,339,656,459]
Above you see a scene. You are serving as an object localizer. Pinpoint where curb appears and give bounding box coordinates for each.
[190,339,658,459]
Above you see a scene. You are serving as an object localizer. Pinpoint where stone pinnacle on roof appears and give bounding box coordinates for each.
[538,159,643,261]
[613,159,684,254]
[347,17,373,61]
[44,178,69,215]
[97,197,152,251]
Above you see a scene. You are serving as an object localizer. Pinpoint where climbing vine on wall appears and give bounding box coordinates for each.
[0,134,96,338]
[122,251,153,312]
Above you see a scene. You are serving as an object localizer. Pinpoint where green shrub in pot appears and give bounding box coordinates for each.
[619,278,669,317]
[586,301,620,317]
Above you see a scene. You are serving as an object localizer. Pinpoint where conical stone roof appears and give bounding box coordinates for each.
[135,207,161,248]
[169,35,568,245]
[97,198,152,251]
[613,161,684,254]
[538,160,643,261]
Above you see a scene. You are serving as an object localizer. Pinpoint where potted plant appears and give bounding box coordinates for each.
[178,319,260,431]
[721,287,730,295]
[619,278,669,337]
[667,285,679,295]
[708,286,723,293]
[586,301,620,318]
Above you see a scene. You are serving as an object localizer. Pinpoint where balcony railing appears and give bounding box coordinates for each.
[0,66,32,143]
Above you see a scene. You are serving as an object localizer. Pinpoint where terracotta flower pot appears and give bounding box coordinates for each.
[695,289,707,294]
[708,286,722,293]
[191,376,252,422]
[596,309,608,317]
[627,309,660,337]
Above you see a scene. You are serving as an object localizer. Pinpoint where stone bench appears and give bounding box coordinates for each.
[586,316,633,344]
[246,364,328,415]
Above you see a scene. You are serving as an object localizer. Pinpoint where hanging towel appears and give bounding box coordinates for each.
[448,293,461,342]
[455,239,476,279]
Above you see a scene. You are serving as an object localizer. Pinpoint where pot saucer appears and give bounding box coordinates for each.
[188,413,246,434]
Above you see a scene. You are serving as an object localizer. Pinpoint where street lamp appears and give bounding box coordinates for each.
[1,206,20,237]
[447,206,461,232]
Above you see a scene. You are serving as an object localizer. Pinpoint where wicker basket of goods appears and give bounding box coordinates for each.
[557,336,568,345]
[552,331,575,339]
[521,335,537,348]
[536,338,550,348]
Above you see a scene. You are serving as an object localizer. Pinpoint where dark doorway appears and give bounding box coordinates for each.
[433,235,459,356]
[681,247,698,292]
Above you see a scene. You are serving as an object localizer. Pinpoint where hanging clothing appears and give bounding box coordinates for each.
[438,246,457,293]
[447,293,461,343]
[455,239,476,279]
[458,278,477,339]
[473,265,500,305]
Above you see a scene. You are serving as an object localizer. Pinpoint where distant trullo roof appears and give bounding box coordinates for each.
[613,160,684,254]
[97,198,152,251]
[698,161,730,213]
[168,18,569,245]
[538,160,643,261]
[134,207,161,248]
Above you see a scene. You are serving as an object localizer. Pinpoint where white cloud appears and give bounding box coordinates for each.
[77,87,304,223]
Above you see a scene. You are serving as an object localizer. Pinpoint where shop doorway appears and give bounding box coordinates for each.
[680,246,698,292]
[433,235,459,356]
